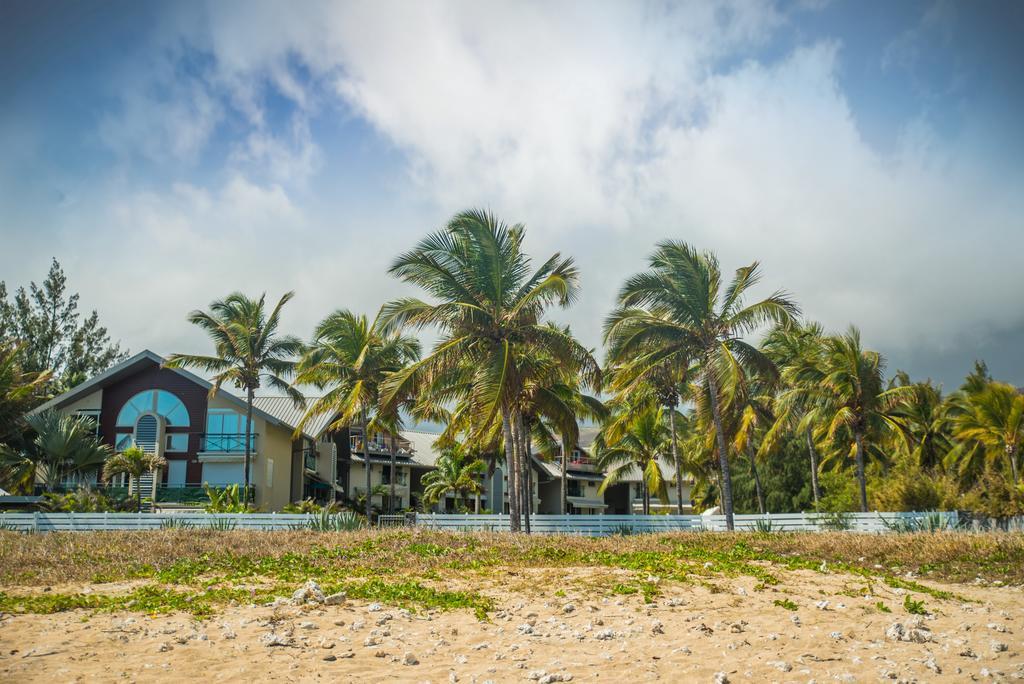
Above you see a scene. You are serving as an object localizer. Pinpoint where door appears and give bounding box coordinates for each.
[167,460,187,488]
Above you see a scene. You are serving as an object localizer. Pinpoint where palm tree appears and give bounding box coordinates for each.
[787,327,913,512]
[103,445,167,511]
[165,292,303,502]
[594,401,671,514]
[381,209,590,532]
[949,381,1023,485]
[0,411,111,493]
[605,353,692,514]
[605,242,797,529]
[887,374,952,471]
[293,309,420,519]
[0,342,52,451]
[420,445,486,511]
[760,321,827,505]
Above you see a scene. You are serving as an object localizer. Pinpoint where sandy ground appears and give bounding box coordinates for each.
[1,567,1022,683]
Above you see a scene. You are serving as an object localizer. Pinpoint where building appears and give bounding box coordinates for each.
[31,350,693,515]
[29,350,441,511]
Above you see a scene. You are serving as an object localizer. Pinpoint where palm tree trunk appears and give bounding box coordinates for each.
[642,479,649,515]
[805,428,821,506]
[706,371,735,531]
[514,412,531,534]
[854,429,868,513]
[389,433,397,514]
[362,412,372,521]
[501,404,520,532]
[669,407,683,515]
[245,386,255,505]
[747,446,765,514]
[561,439,569,514]
[1007,444,1018,485]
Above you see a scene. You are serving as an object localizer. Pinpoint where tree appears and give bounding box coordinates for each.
[0,411,111,493]
[103,445,167,512]
[165,292,302,502]
[420,444,486,511]
[594,401,671,514]
[949,381,1023,485]
[760,321,827,505]
[381,209,590,532]
[293,308,420,519]
[787,327,913,512]
[605,351,692,514]
[887,373,952,471]
[605,242,797,529]
[0,341,52,450]
[0,259,126,391]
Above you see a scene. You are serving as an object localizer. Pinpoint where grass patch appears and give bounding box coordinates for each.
[903,595,927,615]
[773,598,798,611]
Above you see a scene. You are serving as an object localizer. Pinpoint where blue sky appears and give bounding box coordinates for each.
[1,0,1022,388]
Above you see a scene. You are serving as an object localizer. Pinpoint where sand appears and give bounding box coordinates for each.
[1,567,1022,683]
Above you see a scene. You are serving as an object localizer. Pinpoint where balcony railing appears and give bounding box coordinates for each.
[201,433,257,453]
[349,438,392,454]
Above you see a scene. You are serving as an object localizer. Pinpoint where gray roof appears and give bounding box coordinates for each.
[251,396,336,439]
[400,430,444,468]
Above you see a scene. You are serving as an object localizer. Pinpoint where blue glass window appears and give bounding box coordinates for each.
[115,390,190,427]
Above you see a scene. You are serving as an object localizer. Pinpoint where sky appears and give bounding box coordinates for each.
[1,0,1022,389]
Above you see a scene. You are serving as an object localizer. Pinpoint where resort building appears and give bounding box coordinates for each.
[29,350,440,511]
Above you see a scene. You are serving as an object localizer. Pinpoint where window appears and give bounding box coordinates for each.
[114,434,135,451]
[116,390,190,427]
[204,410,253,452]
[165,434,189,452]
[567,480,583,497]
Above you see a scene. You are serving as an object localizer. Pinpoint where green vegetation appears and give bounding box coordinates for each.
[773,598,798,611]
[903,594,927,615]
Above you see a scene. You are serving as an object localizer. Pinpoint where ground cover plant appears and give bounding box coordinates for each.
[0,529,1020,622]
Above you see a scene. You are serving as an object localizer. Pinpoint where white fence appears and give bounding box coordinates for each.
[0,510,966,534]
[414,511,962,535]
[0,512,314,532]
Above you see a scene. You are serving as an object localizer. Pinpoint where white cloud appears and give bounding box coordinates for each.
[11,1,1022,382]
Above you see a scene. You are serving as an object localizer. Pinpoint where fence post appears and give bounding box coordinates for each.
[69,511,74,532]
[33,510,39,534]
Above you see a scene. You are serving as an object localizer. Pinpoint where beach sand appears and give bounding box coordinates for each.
[1,566,1021,683]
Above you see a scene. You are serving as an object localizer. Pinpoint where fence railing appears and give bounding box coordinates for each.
[0,512,314,532]
[414,511,964,535]
[0,510,1012,534]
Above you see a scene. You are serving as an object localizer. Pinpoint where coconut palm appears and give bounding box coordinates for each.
[0,341,52,451]
[420,444,486,511]
[887,374,952,471]
[103,445,167,512]
[605,352,693,514]
[787,327,913,512]
[381,209,591,532]
[948,381,1023,485]
[594,401,671,514]
[604,242,797,529]
[292,308,420,519]
[165,292,303,502]
[760,321,827,505]
[0,410,111,493]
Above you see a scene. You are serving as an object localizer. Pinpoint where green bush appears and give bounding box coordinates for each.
[39,486,134,513]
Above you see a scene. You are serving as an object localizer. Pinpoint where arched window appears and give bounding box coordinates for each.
[116,390,190,427]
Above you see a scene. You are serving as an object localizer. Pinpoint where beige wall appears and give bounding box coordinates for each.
[57,390,103,414]
[349,461,412,507]
[256,421,294,512]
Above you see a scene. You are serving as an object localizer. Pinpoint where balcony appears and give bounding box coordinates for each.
[200,433,257,453]
[349,437,393,455]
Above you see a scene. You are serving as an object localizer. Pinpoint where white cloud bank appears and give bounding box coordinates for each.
[25,1,1024,379]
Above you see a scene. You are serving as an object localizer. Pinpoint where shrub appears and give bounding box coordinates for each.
[203,484,255,513]
[871,465,960,512]
[39,486,134,513]
[958,470,1024,519]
